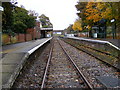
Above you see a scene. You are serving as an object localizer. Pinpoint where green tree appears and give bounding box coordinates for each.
[13,21,27,33]
[39,14,53,28]
[12,6,36,33]
[2,2,14,30]
[2,2,36,34]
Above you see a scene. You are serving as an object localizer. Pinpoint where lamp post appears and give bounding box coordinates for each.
[111,19,116,39]
[99,18,107,38]
[0,6,4,46]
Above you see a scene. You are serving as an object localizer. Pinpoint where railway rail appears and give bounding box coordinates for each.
[41,38,93,89]
[61,38,119,71]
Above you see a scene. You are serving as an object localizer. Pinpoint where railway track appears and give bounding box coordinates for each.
[61,38,119,71]
[41,38,93,89]
[12,37,119,89]
[59,38,120,89]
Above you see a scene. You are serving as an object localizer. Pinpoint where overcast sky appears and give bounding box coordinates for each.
[17,0,79,30]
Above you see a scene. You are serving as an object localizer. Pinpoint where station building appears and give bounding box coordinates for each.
[35,19,53,38]
[41,28,53,38]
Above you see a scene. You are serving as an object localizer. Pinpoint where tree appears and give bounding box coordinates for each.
[75,2,88,31]
[85,2,101,23]
[25,15,36,28]
[84,1,119,24]
[28,10,39,17]
[2,2,15,30]
[39,14,53,28]
[13,21,27,33]
[12,6,36,33]
[72,19,82,31]
[75,0,120,38]
[2,2,36,34]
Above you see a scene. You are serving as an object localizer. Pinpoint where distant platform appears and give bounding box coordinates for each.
[66,36,120,51]
[41,28,53,30]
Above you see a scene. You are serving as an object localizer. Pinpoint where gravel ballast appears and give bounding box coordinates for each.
[59,38,120,88]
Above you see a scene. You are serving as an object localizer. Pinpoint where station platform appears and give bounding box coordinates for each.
[100,39,120,48]
[66,36,120,51]
[0,37,52,89]
[78,37,120,48]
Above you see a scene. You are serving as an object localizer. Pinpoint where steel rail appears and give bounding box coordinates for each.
[57,38,93,90]
[41,40,54,90]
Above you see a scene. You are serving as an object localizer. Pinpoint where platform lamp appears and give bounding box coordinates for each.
[111,19,116,39]
[0,6,4,11]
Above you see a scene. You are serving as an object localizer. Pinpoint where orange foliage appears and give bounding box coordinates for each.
[72,19,82,31]
[85,1,112,22]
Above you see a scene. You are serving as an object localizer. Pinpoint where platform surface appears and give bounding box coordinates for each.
[0,37,52,88]
[66,36,120,50]
[96,76,120,88]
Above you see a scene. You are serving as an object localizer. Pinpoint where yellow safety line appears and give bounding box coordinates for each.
[1,43,32,53]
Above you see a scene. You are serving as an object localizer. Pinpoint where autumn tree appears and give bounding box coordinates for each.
[72,19,82,31]
[75,0,120,38]
[84,1,119,25]
[85,2,101,23]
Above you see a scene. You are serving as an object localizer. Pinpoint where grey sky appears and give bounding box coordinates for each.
[17,0,79,30]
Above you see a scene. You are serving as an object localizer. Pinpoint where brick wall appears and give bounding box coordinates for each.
[2,34,11,45]
[2,28,41,45]
[26,34,32,41]
[26,28,40,39]
[18,34,25,42]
